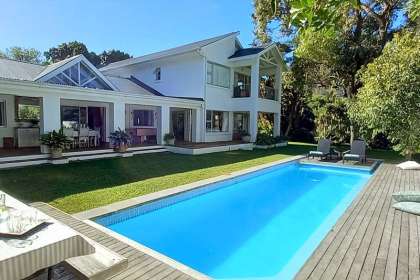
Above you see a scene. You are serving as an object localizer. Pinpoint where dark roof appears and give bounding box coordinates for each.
[129,75,204,101]
[228,47,265,59]
[128,76,164,96]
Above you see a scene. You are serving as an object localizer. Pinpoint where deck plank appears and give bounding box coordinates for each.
[31,202,203,280]
[296,164,420,280]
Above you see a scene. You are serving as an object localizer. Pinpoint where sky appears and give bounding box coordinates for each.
[0,0,257,57]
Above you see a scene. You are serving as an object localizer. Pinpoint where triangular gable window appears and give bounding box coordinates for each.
[47,62,112,90]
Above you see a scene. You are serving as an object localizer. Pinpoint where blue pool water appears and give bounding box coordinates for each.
[96,162,372,280]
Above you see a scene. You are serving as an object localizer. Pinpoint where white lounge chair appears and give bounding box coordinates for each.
[393,202,420,216]
[343,140,367,163]
[64,240,127,280]
[308,139,331,160]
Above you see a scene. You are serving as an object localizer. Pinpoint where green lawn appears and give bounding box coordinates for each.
[0,142,408,214]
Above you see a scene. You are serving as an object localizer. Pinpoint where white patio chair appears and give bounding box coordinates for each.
[78,128,90,148]
[63,128,76,150]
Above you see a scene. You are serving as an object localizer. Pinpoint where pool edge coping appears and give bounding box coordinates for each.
[74,155,305,220]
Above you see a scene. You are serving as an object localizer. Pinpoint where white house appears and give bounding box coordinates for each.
[0,32,284,150]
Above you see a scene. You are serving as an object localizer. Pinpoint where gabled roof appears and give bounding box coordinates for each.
[0,58,45,81]
[101,32,240,71]
[105,75,155,96]
[228,47,265,59]
[34,55,82,80]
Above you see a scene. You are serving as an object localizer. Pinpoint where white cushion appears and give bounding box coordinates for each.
[397,161,420,170]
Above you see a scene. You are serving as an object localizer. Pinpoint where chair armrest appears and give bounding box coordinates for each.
[342,150,351,154]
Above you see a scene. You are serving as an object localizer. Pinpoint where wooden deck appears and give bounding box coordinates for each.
[31,202,201,280]
[296,163,420,280]
[32,163,419,280]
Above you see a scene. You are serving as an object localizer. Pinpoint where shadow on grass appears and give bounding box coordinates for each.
[0,143,314,206]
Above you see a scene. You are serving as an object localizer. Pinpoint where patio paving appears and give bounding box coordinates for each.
[31,163,419,280]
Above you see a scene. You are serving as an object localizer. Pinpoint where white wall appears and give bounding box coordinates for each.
[0,94,16,147]
[103,53,205,100]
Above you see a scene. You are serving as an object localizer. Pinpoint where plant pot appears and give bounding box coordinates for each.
[241,135,251,142]
[115,144,128,153]
[50,148,63,159]
[40,145,50,154]
[165,139,175,146]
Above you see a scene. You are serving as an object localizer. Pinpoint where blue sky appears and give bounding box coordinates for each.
[0,0,256,57]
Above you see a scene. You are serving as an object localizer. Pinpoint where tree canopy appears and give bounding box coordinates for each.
[349,32,420,158]
[44,41,131,67]
[0,46,43,64]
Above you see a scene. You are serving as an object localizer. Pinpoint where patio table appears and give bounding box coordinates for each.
[0,191,95,280]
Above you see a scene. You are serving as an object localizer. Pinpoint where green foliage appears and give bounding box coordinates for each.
[308,91,350,144]
[1,46,43,64]
[163,132,175,141]
[349,32,420,159]
[99,49,131,66]
[109,128,131,148]
[256,116,276,145]
[18,105,40,121]
[44,42,131,67]
[40,129,71,149]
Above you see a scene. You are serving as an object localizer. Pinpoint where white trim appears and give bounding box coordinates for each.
[37,55,118,91]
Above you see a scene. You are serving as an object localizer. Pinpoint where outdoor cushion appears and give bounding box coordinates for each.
[397,161,420,170]
[343,153,360,159]
[393,202,420,215]
[309,151,325,155]
[392,191,420,203]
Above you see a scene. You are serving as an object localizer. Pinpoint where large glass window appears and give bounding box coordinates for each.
[206,110,229,132]
[207,62,230,88]
[61,106,88,129]
[47,62,112,90]
[0,100,6,126]
[133,110,154,127]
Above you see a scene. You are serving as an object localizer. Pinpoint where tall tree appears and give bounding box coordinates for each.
[99,50,131,67]
[253,0,411,142]
[44,41,101,65]
[0,46,43,64]
[349,32,420,158]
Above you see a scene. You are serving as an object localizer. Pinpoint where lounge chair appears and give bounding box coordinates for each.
[308,139,331,160]
[392,191,420,203]
[343,140,367,163]
[64,240,127,280]
[393,202,420,215]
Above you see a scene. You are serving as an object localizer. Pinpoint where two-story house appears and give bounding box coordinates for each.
[101,31,284,143]
[0,32,284,152]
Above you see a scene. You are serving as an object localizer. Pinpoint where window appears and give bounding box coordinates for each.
[233,112,249,132]
[133,110,154,127]
[0,100,6,127]
[207,62,230,88]
[16,97,41,121]
[154,67,161,81]
[206,110,229,132]
[46,62,112,90]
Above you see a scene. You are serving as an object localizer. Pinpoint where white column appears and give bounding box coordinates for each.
[274,65,281,101]
[113,101,125,131]
[41,96,61,133]
[250,60,260,142]
[250,110,259,142]
[274,113,281,136]
[250,60,260,100]
[161,104,170,144]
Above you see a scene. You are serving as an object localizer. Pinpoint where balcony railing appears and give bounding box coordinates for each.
[259,86,277,100]
[233,85,251,98]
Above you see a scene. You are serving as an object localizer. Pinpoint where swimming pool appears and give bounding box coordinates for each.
[96,161,372,280]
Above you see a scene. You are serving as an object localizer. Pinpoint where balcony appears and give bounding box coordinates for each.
[259,86,277,101]
[233,84,251,98]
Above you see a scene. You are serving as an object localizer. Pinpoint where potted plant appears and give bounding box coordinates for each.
[163,132,175,145]
[109,128,131,152]
[40,129,71,159]
[240,130,251,142]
